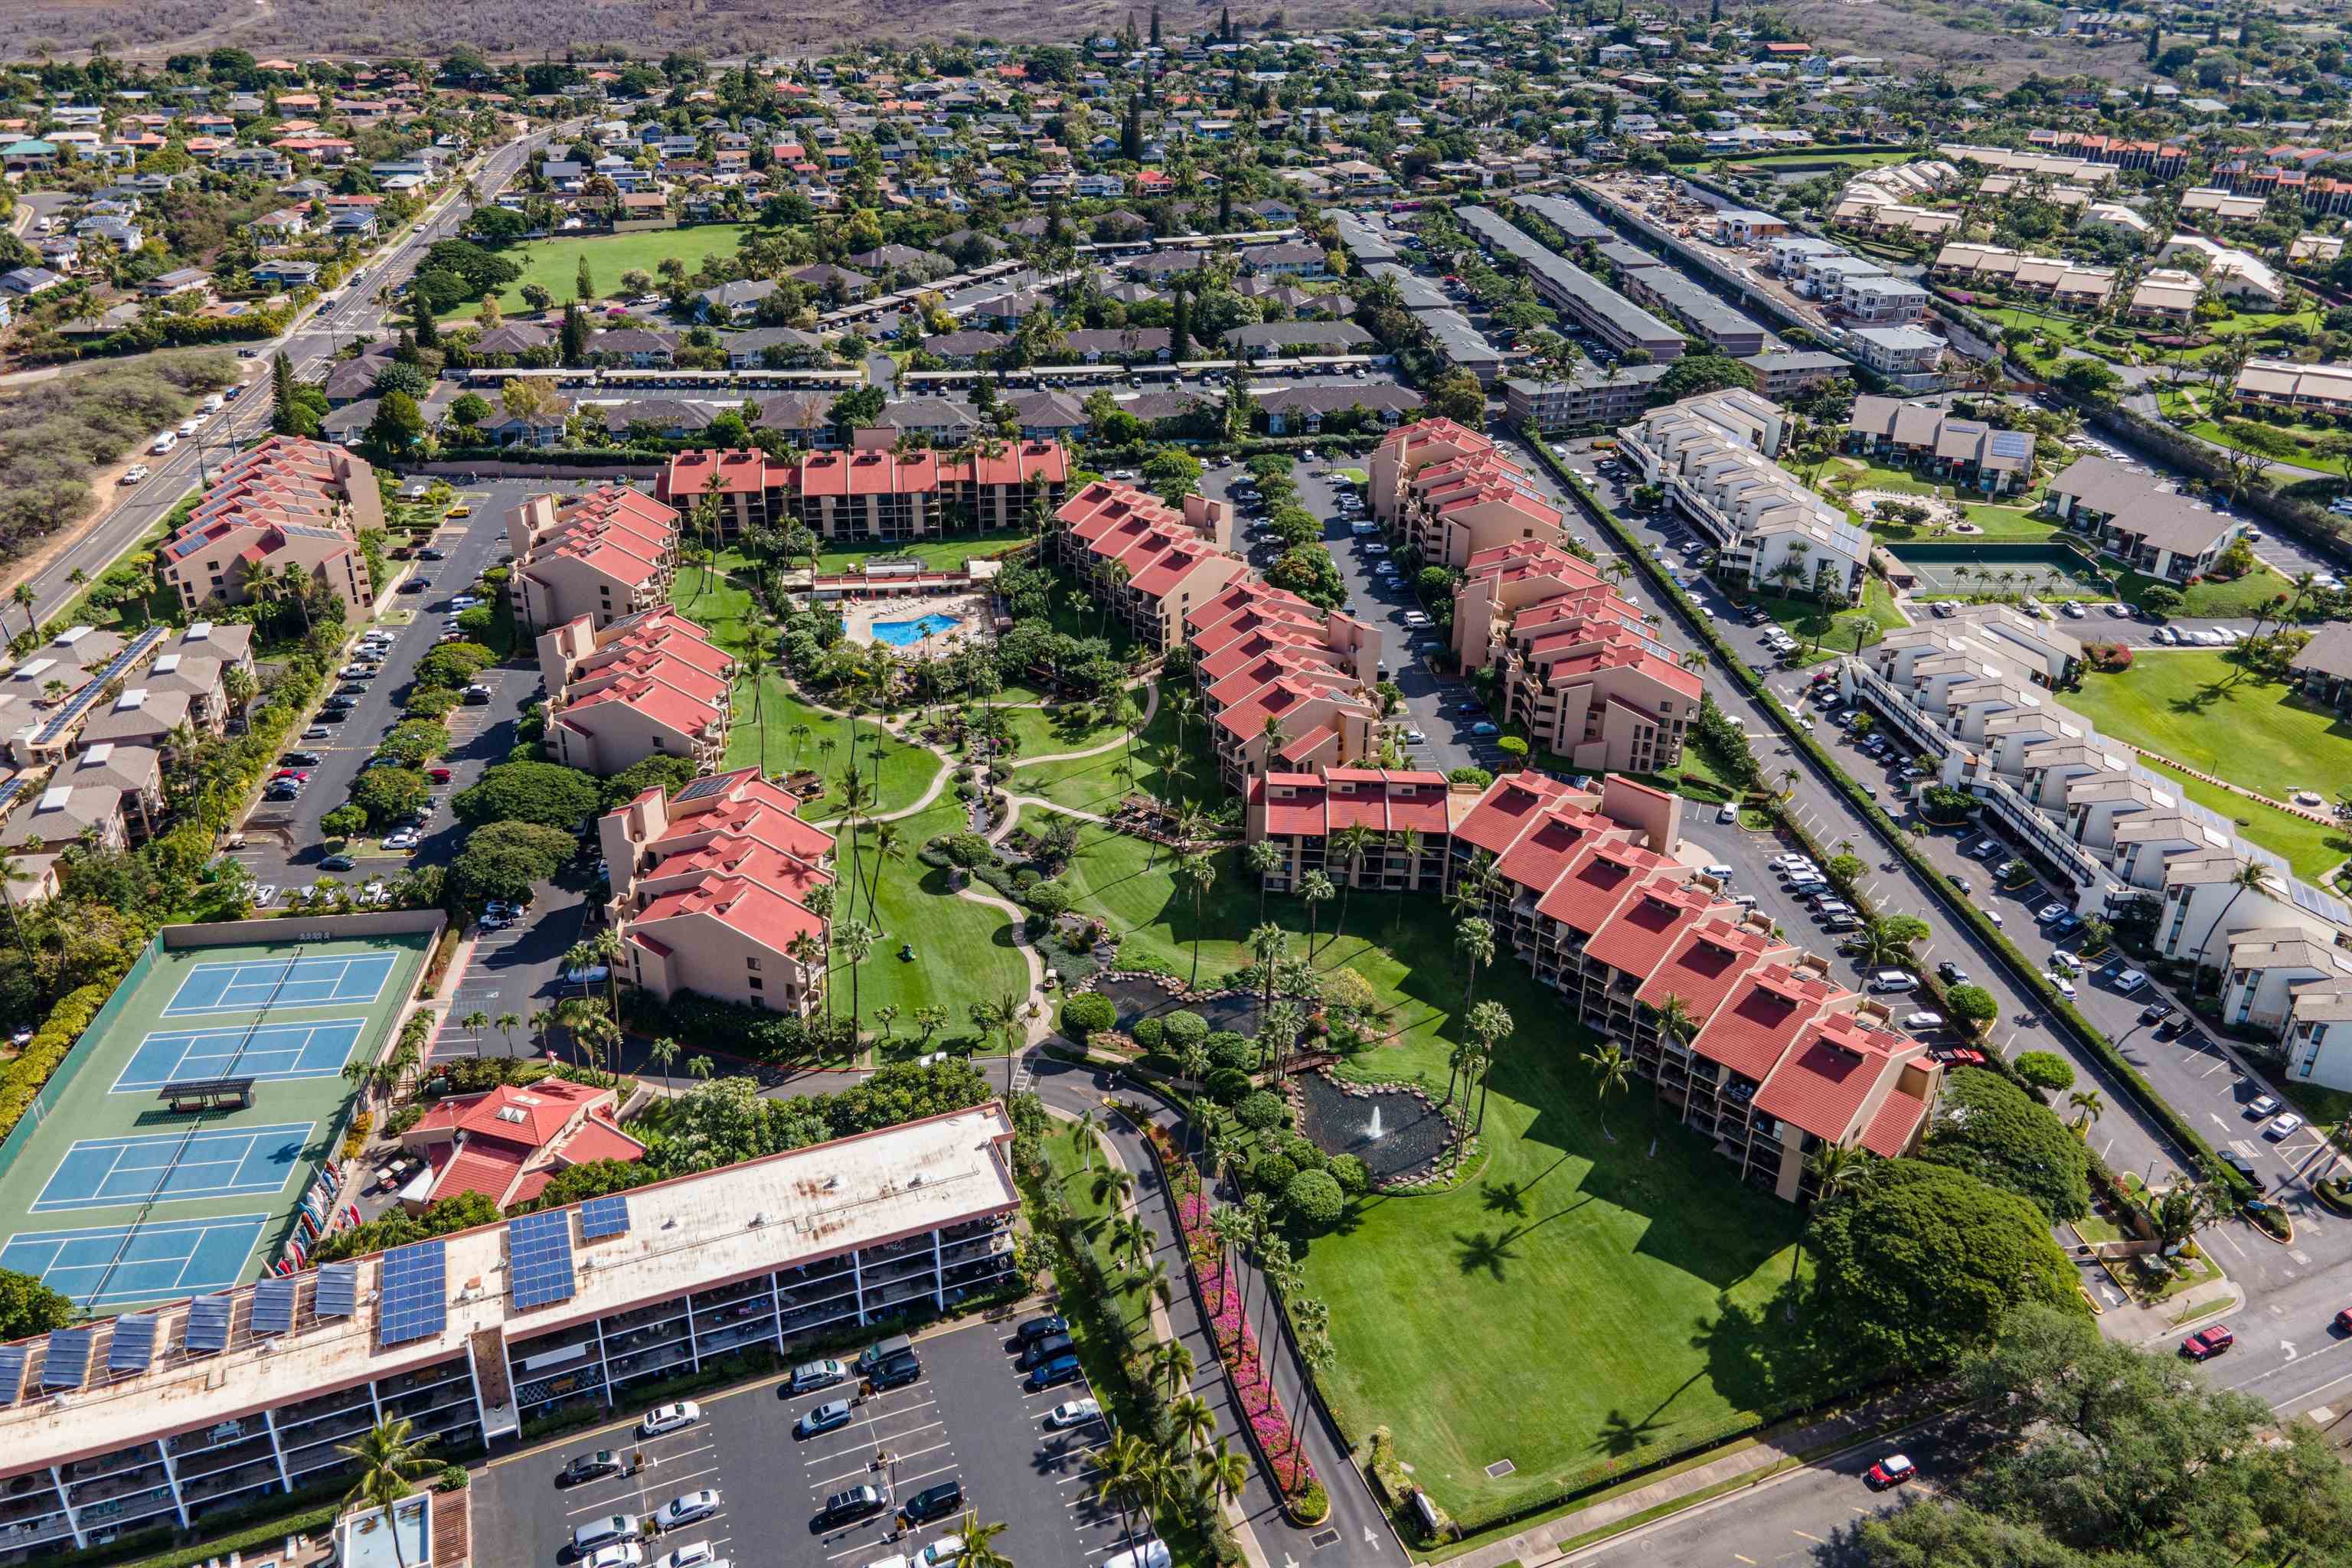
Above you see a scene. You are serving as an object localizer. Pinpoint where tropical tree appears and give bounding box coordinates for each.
[1298,869,1335,957]
[1791,1142,1864,1295]
[1245,838,1282,918]
[1580,1040,1631,1142]
[1455,916,1494,1005]
[2067,1088,2105,1136]
[2193,861,2275,978]
[1148,1338,1196,1400]
[1328,823,1380,951]
[1248,923,1289,1019]
[1645,993,1697,1119]
[835,920,877,1040]
[1176,851,1218,986]
[953,1511,1014,1568]
[335,1419,436,1568]
[1465,999,1514,1136]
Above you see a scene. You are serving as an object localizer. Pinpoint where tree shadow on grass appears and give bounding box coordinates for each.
[1690,1280,1868,1418]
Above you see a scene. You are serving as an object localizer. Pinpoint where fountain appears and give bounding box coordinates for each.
[1294,1073,1453,1185]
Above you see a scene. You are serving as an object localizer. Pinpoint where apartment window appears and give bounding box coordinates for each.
[746,956,761,972]
[748,975,763,991]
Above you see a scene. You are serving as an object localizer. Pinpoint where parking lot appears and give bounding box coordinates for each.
[473,1315,1151,1568]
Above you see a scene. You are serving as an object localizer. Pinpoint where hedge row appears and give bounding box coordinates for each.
[1520,431,2251,1200]
[0,981,114,1143]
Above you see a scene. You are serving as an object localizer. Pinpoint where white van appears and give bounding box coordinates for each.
[1868,970,1916,994]
[149,432,178,456]
[572,1514,641,1557]
[1101,1544,1173,1568]
[1903,1011,1945,1031]
[1702,864,1735,882]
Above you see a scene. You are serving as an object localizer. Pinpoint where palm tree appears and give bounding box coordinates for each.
[1196,1437,1249,1514]
[835,919,877,1042]
[1581,1040,1630,1142]
[972,988,1024,1097]
[1094,1163,1137,1214]
[1790,1143,1864,1305]
[1207,1206,1250,1314]
[1261,999,1305,1080]
[952,1511,1014,1568]
[460,1008,491,1058]
[1466,999,1514,1138]
[1091,1432,1159,1547]
[528,1008,554,1058]
[1455,916,1494,1006]
[2068,1088,2105,1136]
[1248,923,1289,1019]
[1390,826,1424,907]
[1245,838,1282,918]
[1328,823,1379,953]
[335,1419,436,1568]
[688,1054,715,1081]
[2194,860,2275,980]
[1148,1338,1195,1400]
[1298,869,1335,958]
[1176,851,1217,987]
[786,929,828,1024]
[1169,1393,1217,1451]
[646,1036,680,1080]
[1645,993,1697,1119]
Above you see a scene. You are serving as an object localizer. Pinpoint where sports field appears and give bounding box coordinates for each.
[455,224,756,318]
[0,928,430,1312]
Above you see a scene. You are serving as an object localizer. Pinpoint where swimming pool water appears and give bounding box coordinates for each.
[871,612,962,648]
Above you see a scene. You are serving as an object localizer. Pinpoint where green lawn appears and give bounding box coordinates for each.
[673,547,944,818]
[1953,504,2063,541]
[1745,580,1905,665]
[2114,563,2295,619]
[2068,651,2352,805]
[995,697,1132,763]
[2138,757,2352,883]
[454,224,756,318]
[1005,697,1225,818]
[1039,829,1839,1520]
[813,528,1031,575]
[828,798,1032,1050]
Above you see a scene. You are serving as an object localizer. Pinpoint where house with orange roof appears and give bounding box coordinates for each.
[540,608,733,776]
[1499,612,1701,774]
[657,439,1070,543]
[397,1076,646,1211]
[1367,416,1494,522]
[601,767,838,1016]
[507,487,681,632]
[1397,449,1566,567]
[160,437,382,617]
[1053,479,1244,650]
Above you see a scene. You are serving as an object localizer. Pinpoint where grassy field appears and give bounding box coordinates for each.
[456,224,756,318]
[2115,563,2294,619]
[2154,388,2341,478]
[826,796,1031,1054]
[1005,697,1225,818]
[813,528,1031,575]
[1037,828,1837,1520]
[2138,756,2352,883]
[996,698,1132,763]
[2068,650,2352,804]
[1746,580,1906,666]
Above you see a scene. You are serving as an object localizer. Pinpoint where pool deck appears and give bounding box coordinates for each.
[841,589,999,656]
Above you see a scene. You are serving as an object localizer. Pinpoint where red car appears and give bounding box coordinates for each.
[2180,1325,2236,1361]
[2335,1308,2352,1335]
[1865,1454,1916,1490]
[272,769,309,781]
[428,767,453,783]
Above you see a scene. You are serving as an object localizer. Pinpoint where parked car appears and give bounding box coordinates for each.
[1017,1315,1067,1344]
[789,1358,848,1393]
[2217,1150,2265,1189]
[897,1479,965,1527]
[1025,1353,1083,1393]
[654,1491,721,1530]
[638,1402,701,1439]
[793,1400,853,1440]
[2265,1112,2305,1141]
[811,1485,886,1532]
[1046,1397,1102,1429]
[320,854,355,871]
[558,1451,623,1487]
[1018,1333,1076,1370]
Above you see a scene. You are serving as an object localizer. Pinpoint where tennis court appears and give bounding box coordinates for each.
[1886,541,2109,599]
[163,952,399,1016]
[0,923,434,1312]
[32,1124,315,1213]
[0,1214,270,1310]
[109,1018,368,1093]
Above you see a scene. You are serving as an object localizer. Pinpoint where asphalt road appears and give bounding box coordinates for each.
[472,1312,1146,1568]
[11,124,557,635]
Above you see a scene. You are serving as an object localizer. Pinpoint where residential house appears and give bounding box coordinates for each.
[508,486,681,632]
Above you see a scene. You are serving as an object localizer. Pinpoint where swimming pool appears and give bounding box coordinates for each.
[871,612,962,648]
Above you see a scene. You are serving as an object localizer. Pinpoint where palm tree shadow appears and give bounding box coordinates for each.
[1590,1405,1670,1459]
[1453,1229,1521,1280]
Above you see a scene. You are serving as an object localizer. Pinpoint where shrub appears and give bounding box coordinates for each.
[1327,1153,1370,1194]
[1206,1031,1254,1073]
[1283,1168,1346,1228]
[1234,1089,1287,1131]
[1059,992,1116,1040]
[1161,1010,1208,1047]
[1275,1131,1322,1170]
[1251,1150,1299,1193]
[1025,879,1073,917]
[1131,1015,1165,1050]
[2015,1050,2076,1092]
[1205,1067,1253,1104]
[1946,982,2000,1033]
[938,831,996,868]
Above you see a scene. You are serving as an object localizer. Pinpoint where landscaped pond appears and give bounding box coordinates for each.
[1293,1072,1453,1185]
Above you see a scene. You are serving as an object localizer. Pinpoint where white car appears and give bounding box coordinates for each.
[654,1545,718,1568]
[2049,949,2081,972]
[586,1547,644,1568]
[2051,974,2077,998]
[2266,1112,2305,1140]
[384,831,420,851]
[1046,1397,1102,1429]
[637,1402,701,1438]
[2114,969,2150,994]
[1716,802,1737,824]
[916,1540,964,1568]
[655,1491,721,1530]
[119,464,149,485]
[1364,543,1390,556]
[253,884,279,906]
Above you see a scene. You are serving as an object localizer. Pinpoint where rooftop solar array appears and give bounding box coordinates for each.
[508,1211,577,1311]
[379,1240,448,1347]
[579,1195,632,1240]
[41,1328,93,1390]
[32,625,168,745]
[315,1261,360,1318]
[674,774,733,802]
[1988,430,2034,459]
[251,1276,299,1337]
[0,1346,27,1405]
[109,1315,159,1374]
[185,1293,236,1354]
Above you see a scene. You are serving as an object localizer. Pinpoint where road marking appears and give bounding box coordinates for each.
[1792,1530,1826,1544]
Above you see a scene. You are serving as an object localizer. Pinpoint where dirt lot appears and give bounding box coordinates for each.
[1781,0,2158,89]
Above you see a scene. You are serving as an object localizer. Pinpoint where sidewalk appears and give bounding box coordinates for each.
[1445,1386,1941,1568]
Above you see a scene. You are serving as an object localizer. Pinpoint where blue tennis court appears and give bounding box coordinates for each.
[0,1214,268,1308]
[31,1124,315,1213]
[109,1018,368,1093]
[163,952,400,1017]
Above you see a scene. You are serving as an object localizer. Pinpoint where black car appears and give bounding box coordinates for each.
[400,579,430,593]
[2155,1015,2190,1040]
[323,696,355,710]
[1018,1313,1069,1344]
[867,1351,921,1390]
[812,1485,885,1533]
[1019,1332,1075,1370]
[2217,1149,2265,1190]
[283,752,323,767]
[557,1451,622,1487]
[417,548,447,560]
[897,1479,965,1527]
[316,709,351,723]
[2139,1001,2176,1025]
[1937,962,1970,985]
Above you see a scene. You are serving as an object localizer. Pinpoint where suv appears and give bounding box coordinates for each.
[897,1479,965,1527]
[1025,1353,1083,1393]
[1018,1332,1075,1370]
[867,1351,922,1390]
[811,1485,885,1533]
[2180,1325,2236,1361]
[789,1358,847,1394]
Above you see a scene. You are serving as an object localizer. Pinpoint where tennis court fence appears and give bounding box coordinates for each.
[0,936,163,1188]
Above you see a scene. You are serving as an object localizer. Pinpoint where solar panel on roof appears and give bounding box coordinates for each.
[1988,430,2033,459]
[580,1195,631,1240]
[108,1315,159,1374]
[185,1293,235,1354]
[251,1276,299,1337]
[674,775,732,802]
[0,1345,27,1405]
[508,1210,577,1311]
[42,1328,93,1390]
[315,1261,360,1318]
[378,1240,447,1347]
